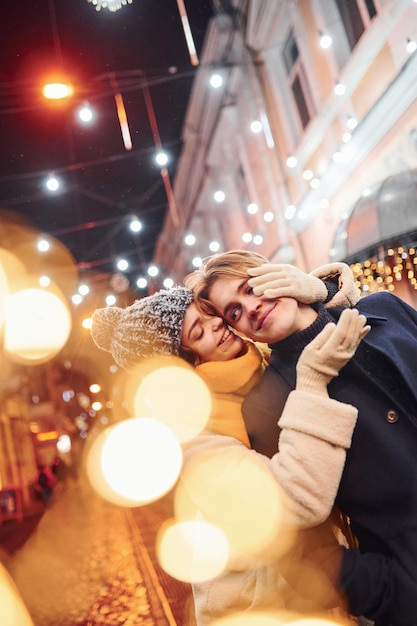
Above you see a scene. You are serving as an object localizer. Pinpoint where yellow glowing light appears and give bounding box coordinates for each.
[157,519,229,583]
[36,430,59,442]
[134,366,212,442]
[4,287,71,364]
[91,401,102,411]
[87,417,182,506]
[288,617,340,626]
[211,612,297,625]
[89,384,101,393]
[0,564,34,626]
[174,449,288,566]
[42,83,74,99]
[0,248,28,332]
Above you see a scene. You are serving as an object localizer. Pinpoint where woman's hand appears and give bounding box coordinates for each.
[296,308,370,394]
[248,263,328,303]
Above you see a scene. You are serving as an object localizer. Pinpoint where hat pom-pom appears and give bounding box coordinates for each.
[91,307,122,352]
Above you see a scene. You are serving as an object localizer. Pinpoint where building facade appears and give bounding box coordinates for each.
[154,0,417,304]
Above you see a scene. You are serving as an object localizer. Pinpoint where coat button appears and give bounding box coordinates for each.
[386,410,399,423]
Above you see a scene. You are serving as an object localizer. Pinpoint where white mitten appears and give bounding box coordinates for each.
[310,262,360,308]
[296,308,370,394]
[247,263,328,303]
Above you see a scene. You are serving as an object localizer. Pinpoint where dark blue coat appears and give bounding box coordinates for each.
[242,291,417,625]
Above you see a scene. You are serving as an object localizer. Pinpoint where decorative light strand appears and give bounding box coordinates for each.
[87,0,132,12]
[351,246,417,295]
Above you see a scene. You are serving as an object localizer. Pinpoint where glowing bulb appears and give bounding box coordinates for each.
[42,83,73,99]
[213,190,225,203]
[45,174,60,192]
[155,151,168,166]
[210,73,223,88]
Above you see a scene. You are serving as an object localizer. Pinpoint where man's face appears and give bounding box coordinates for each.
[208,276,312,344]
[181,302,245,364]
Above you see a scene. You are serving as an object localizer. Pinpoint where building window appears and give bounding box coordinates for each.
[335,0,377,51]
[283,30,313,130]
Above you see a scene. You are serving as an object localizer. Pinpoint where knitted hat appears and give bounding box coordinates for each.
[90,287,194,369]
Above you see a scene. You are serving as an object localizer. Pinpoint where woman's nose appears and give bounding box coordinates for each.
[211,316,224,329]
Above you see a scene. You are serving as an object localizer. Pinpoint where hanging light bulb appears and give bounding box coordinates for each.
[87,0,132,12]
[319,31,332,49]
[406,38,417,54]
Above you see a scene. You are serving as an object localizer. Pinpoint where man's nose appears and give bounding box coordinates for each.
[247,299,261,318]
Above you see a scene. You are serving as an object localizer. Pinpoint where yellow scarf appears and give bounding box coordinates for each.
[195,341,267,448]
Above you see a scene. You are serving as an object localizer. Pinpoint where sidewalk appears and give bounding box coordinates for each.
[0,481,193,626]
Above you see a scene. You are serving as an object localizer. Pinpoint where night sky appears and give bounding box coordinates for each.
[0,0,213,280]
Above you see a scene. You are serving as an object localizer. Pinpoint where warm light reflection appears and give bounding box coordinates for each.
[0,564,34,626]
[0,248,27,331]
[156,518,229,583]
[211,612,296,625]
[211,613,345,626]
[87,417,183,506]
[36,430,59,443]
[5,221,79,298]
[4,287,72,364]
[174,449,289,566]
[288,617,341,626]
[134,366,212,442]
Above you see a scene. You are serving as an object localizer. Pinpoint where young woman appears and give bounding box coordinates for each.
[189,249,417,625]
[90,262,368,623]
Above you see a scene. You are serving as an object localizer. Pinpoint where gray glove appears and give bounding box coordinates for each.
[296,308,371,394]
[247,263,328,303]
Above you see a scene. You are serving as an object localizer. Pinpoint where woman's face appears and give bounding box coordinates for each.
[181,302,245,365]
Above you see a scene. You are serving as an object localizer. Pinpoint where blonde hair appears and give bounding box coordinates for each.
[184,250,268,314]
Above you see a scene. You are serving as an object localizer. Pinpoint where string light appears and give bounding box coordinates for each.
[209,73,223,88]
[319,31,332,49]
[351,246,417,294]
[87,0,132,12]
[45,173,60,191]
[406,38,417,54]
[334,81,346,95]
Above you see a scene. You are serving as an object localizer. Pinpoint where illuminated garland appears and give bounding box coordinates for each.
[351,246,417,295]
[87,0,132,12]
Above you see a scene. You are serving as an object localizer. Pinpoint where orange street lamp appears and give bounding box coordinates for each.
[42,82,74,99]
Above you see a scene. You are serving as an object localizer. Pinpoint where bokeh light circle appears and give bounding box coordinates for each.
[134,366,212,442]
[0,564,34,626]
[3,287,71,364]
[174,449,288,566]
[87,417,183,506]
[211,611,299,626]
[156,519,229,583]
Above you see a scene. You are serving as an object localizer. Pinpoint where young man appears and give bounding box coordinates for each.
[188,250,417,626]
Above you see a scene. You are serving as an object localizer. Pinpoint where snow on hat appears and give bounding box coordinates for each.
[90,287,194,369]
